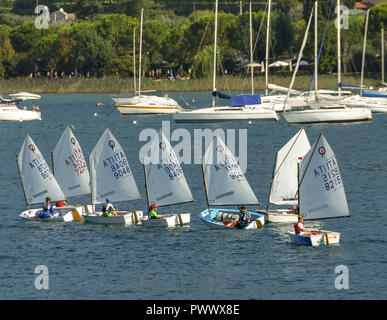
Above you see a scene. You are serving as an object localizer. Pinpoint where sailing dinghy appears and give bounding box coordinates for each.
[258,129,311,223]
[198,136,265,229]
[17,134,73,221]
[52,125,93,219]
[287,133,350,246]
[83,128,143,224]
[140,131,194,227]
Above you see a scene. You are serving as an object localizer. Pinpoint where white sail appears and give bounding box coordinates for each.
[144,131,194,207]
[89,128,141,204]
[269,129,311,206]
[52,126,90,198]
[17,134,65,205]
[299,133,350,220]
[202,136,259,206]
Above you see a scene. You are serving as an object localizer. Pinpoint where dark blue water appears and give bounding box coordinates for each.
[0,92,386,300]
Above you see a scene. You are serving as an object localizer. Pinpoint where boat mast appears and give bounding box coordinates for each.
[265,0,272,96]
[337,0,341,97]
[16,157,29,210]
[138,8,144,99]
[212,0,218,107]
[360,9,370,96]
[314,1,318,107]
[283,4,314,110]
[382,28,385,85]
[133,27,136,94]
[249,1,254,95]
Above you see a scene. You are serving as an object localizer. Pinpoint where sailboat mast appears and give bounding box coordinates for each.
[265,0,272,96]
[360,9,370,96]
[138,8,144,98]
[16,158,29,210]
[314,1,318,105]
[337,0,341,97]
[143,162,150,210]
[133,27,136,94]
[212,0,218,107]
[382,28,385,85]
[249,1,254,94]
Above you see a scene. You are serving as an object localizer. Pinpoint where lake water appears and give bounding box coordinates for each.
[0,92,386,300]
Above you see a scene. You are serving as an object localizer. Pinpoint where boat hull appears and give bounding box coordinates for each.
[19,205,92,222]
[283,107,372,124]
[83,211,143,225]
[0,107,41,121]
[258,209,298,223]
[198,208,265,229]
[113,96,181,115]
[287,230,341,246]
[140,213,190,227]
[173,106,279,122]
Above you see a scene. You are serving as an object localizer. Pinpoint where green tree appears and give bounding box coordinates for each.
[0,39,15,77]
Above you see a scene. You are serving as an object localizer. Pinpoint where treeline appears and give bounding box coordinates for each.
[0,1,386,79]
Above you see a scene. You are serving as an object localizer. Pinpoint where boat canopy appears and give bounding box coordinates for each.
[231,94,261,107]
[361,92,387,98]
[338,82,361,88]
[212,90,231,99]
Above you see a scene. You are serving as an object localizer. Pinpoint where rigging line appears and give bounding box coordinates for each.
[240,1,269,93]
[178,6,215,104]
[308,0,335,97]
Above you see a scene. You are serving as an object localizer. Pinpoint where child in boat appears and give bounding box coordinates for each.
[36,197,57,218]
[294,215,312,236]
[149,204,163,219]
[102,197,117,217]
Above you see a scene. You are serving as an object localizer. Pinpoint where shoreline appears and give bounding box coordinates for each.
[0,74,380,94]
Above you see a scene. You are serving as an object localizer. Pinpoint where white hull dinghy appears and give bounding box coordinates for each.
[199,135,264,230]
[17,134,72,221]
[287,132,350,246]
[140,131,194,227]
[84,128,142,225]
[260,128,311,223]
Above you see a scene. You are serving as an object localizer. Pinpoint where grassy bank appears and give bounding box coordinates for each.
[0,74,380,94]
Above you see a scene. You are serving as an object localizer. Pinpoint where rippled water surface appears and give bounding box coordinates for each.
[0,92,386,299]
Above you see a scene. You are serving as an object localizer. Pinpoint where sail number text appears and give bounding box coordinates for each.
[313,158,342,191]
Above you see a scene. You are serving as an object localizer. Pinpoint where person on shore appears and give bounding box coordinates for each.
[102,197,117,217]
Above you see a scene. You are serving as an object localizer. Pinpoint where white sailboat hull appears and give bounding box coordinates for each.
[287,230,341,246]
[140,213,190,227]
[113,96,181,115]
[19,205,92,222]
[0,106,41,121]
[173,105,279,122]
[340,96,387,113]
[283,107,372,124]
[258,209,298,223]
[83,211,143,225]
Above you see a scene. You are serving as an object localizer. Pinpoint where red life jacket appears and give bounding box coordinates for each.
[294,222,302,234]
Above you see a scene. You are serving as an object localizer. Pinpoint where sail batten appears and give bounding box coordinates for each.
[299,133,350,220]
[89,128,141,205]
[202,136,259,206]
[144,131,194,207]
